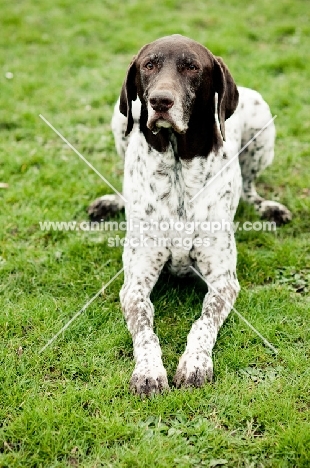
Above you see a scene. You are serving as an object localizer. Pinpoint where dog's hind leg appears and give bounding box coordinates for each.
[88,194,125,221]
[88,99,142,221]
[238,88,292,225]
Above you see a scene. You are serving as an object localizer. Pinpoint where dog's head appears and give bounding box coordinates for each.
[120,35,238,156]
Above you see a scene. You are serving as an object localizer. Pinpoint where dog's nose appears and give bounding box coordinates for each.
[149,91,174,112]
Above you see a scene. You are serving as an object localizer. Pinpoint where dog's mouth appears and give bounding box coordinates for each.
[147,112,187,135]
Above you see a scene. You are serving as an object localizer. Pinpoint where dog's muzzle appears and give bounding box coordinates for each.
[147,90,187,134]
[149,90,175,112]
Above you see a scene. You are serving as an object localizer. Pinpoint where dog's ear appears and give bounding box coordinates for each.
[119,56,138,136]
[213,57,239,141]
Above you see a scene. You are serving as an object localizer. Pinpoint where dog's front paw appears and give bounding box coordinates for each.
[259,200,292,226]
[87,194,124,221]
[174,351,213,388]
[130,363,169,397]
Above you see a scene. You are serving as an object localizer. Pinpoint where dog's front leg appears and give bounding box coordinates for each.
[120,243,170,396]
[174,234,240,388]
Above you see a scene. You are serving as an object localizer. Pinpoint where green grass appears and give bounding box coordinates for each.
[1,0,310,466]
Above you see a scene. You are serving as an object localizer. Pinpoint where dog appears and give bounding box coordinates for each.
[88,35,291,396]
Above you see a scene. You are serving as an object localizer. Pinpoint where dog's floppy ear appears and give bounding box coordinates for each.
[213,57,239,141]
[119,56,138,136]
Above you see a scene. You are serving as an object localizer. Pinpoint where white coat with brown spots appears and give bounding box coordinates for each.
[88,35,291,396]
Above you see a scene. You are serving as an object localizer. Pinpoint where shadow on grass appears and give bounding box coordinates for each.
[151,270,208,377]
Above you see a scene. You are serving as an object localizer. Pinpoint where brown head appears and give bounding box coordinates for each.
[119,34,239,158]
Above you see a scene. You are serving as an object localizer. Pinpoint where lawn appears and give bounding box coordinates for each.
[0,0,309,466]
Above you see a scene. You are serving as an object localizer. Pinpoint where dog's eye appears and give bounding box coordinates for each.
[187,63,198,71]
[145,62,154,70]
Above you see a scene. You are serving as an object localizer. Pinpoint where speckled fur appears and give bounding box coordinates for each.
[89,35,291,396]
[120,112,241,394]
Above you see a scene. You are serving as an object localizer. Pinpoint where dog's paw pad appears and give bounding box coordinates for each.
[174,353,213,388]
[259,200,292,226]
[87,195,124,221]
[130,367,169,397]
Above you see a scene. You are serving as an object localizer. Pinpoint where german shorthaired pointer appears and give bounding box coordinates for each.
[89,35,291,396]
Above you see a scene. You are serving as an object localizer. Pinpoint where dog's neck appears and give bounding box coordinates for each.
[139,98,223,160]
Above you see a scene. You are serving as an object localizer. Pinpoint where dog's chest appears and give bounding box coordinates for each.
[123,130,221,221]
[123,129,240,275]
